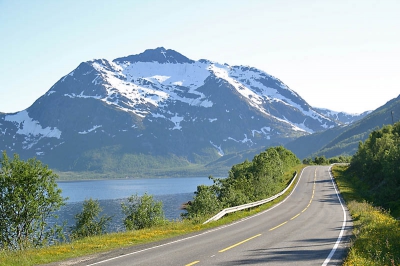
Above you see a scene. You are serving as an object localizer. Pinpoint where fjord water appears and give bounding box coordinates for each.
[54,177,215,232]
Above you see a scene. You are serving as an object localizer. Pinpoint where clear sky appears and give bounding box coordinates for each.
[1,0,399,114]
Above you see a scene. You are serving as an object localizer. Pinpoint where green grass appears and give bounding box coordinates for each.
[332,165,400,266]
[0,165,304,266]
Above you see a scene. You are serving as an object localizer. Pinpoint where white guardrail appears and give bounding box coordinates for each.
[203,171,298,224]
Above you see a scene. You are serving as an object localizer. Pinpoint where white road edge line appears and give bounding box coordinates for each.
[322,165,347,266]
[87,167,310,265]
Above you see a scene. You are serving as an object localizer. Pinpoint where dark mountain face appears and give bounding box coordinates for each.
[0,47,347,174]
[114,47,195,64]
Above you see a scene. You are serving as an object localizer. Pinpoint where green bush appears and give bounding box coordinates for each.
[122,193,165,230]
[70,198,112,239]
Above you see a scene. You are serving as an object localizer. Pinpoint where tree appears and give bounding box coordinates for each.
[183,185,222,222]
[70,198,112,239]
[0,151,66,250]
[252,148,284,198]
[303,158,313,165]
[349,122,400,215]
[122,193,165,230]
[313,156,327,165]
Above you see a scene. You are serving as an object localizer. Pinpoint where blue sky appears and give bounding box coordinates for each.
[1,0,399,114]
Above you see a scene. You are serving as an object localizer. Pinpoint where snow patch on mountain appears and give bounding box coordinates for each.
[5,111,62,139]
[84,59,216,117]
[252,127,271,138]
[210,141,224,156]
[61,70,75,82]
[280,116,313,133]
[209,64,264,110]
[4,111,62,149]
[208,64,333,130]
[152,113,166,119]
[64,91,102,99]
[79,125,102,134]
[226,134,254,146]
[170,114,183,130]
[122,61,210,89]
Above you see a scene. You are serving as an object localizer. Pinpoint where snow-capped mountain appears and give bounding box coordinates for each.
[0,47,341,174]
[313,107,371,125]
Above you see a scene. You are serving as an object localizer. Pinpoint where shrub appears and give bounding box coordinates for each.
[70,198,112,239]
[122,193,165,230]
[183,185,222,222]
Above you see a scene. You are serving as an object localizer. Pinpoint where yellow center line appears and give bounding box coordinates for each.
[189,168,320,264]
[269,168,318,232]
[219,234,262,253]
[185,261,200,266]
[269,221,288,231]
[290,213,301,220]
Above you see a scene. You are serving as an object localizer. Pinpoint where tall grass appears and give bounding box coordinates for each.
[332,165,400,266]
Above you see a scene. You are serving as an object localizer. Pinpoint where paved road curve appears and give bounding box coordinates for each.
[78,165,352,266]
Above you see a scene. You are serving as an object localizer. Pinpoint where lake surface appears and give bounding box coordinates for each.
[53,177,215,233]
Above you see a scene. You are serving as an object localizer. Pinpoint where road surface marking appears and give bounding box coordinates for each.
[322,166,348,266]
[270,168,317,230]
[219,234,262,253]
[290,213,301,220]
[186,261,200,266]
[269,221,288,231]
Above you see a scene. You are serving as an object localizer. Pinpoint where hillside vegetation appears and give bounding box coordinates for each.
[349,121,400,216]
[333,164,400,266]
[330,121,400,265]
[184,146,300,220]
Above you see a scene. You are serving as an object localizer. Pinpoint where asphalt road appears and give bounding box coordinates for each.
[70,165,352,266]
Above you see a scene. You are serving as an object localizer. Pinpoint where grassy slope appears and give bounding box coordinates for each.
[332,165,400,266]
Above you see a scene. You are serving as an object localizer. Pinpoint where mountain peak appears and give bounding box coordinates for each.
[113,47,195,64]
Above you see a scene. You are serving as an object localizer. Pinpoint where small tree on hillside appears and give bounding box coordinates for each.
[0,151,66,250]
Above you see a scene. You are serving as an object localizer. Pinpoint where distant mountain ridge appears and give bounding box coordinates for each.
[286,94,400,159]
[314,108,371,125]
[0,47,368,176]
